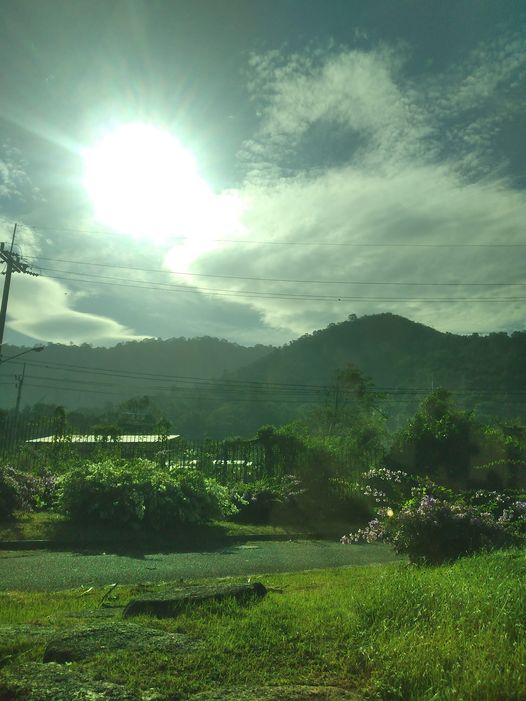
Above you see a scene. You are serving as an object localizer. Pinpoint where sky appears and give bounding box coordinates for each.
[1,0,525,348]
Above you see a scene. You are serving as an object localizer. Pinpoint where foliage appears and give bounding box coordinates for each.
[3,551,526,700]
[358,466,418,508]
[284,363,386,472]
[387,388,480,487]
[0,466,21,520]
[470,422,526,489]
[343,467,523,564]
[461,488,526,517]
[388,495,513,564]
[230,475,305,523]
[56,458,236,528]
[0,465,57,519]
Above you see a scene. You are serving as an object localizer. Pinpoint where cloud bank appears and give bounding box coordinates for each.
[7,275,142,345]
[171,32,526,337]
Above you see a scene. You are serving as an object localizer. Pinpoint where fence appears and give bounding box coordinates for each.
[0,416,371,486]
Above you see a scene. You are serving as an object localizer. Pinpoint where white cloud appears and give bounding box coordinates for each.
[7,275,142,345]
[0,143,40,201]
[182,34,526,337]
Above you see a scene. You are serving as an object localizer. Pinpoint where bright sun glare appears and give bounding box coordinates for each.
[83,123,242,256]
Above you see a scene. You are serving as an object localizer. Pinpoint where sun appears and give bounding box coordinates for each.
[83,123,215,243]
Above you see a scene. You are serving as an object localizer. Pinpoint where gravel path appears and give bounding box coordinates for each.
[0,541,400,591]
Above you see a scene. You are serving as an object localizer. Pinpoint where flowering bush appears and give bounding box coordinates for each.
[389,495,513,564]
[497,500,526,537]
[57,458,236,528]
[359,467,415,507]
[342,467,524,564]
[0,465,58,519]
[461,489,526,517]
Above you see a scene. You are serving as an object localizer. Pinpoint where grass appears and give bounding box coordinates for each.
[1,548,526,700]
[0,511,354,547]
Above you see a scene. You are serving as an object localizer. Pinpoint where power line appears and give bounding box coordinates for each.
[19,382,325,404]
[11,358,526,397]
[28,257,526,287]
[19,224,526,247]
[38,271,526,303]
[15,358,329,390]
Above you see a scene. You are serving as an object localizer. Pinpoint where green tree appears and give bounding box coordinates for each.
[388,388,478,486]
[283,364,386,478]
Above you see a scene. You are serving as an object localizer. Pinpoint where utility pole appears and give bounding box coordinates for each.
[0,224,39,364]
[15,362,26,416]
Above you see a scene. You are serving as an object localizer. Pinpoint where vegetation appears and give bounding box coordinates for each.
[2,376,526,541]
[1,551,526,700]
[343,466,526,563]
[57,458,236,528]
[4,314,526,438]
[2,347,526,699]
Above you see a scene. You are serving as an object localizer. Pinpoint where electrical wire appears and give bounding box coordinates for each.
[8,359,526,398]
[27,257,526,287]
[38,271,526,303]
[18,223,526,247]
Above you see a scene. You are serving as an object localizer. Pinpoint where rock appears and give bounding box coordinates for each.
[123,582,267,619]
[0,662,140,701]
[43,623,190,663]
[189,686,361,701]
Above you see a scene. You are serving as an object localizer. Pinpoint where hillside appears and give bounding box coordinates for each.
[0,337,273,411]
[3,313,526,437]
[220,313,526,432]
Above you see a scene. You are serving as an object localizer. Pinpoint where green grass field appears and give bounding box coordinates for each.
[1,548,526,700]
[0,511,353,546]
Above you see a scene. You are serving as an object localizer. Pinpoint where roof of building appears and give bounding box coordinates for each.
[26,434,180,444]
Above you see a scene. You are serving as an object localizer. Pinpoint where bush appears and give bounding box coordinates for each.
[57,458,236,529]
[388,495,514,564]
[342,469,523,564]
[230,475,304,524]
[461,488,526,517]
[294,477,373,524]
[0,465,57,519]
[0,466,22,520]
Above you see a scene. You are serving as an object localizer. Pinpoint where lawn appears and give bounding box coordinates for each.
[1,548,526,700]
[0,511,354,547]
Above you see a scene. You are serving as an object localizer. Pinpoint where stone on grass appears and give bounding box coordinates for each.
[123,582,267,618]
[0,662,141,701]
[43,622,191,662]
[189,686,361,701]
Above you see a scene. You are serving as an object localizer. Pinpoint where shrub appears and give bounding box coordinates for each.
[342,470,522,564]
[57,458,236,528]
[0,466,22,520]
[0,465,58,519]
[461,489,526,517]
[230,475,304,524]
[388,495,513,564]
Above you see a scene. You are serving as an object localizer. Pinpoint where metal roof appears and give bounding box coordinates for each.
[26,434,180,444]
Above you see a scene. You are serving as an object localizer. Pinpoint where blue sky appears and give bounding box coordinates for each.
[1,0,525,347]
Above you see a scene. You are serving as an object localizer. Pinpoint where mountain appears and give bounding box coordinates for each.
[0,337,274,411]
[223,313,526,430]
[3,313,526,437]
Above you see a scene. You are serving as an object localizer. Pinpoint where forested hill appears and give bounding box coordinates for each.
[0,337,273,411]
[221,313,526,430]
[230,313,521,388]
[3,314,526,435]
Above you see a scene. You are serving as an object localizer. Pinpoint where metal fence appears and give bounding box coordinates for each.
[0,416,370,486]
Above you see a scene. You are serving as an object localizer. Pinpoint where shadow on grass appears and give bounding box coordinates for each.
[0,512,357,557]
